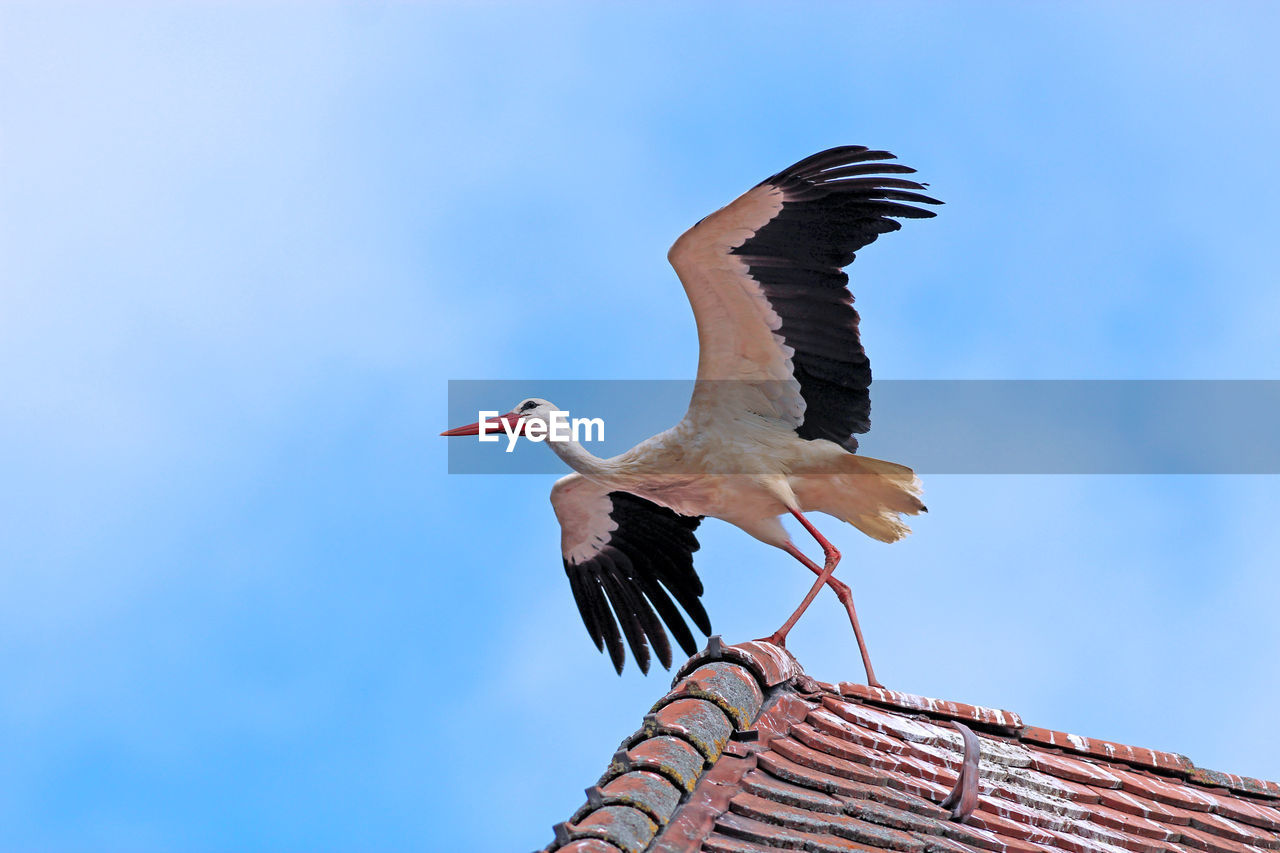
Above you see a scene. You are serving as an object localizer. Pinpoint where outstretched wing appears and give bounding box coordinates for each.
[550,473,709,674]
[668,146,941,450]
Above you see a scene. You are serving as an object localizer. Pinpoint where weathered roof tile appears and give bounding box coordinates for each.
[1189,769,1280,801]
[1068,814,1166,853]
[964,806,1060,846]
[1198,792,1280,833]
[739,767,845,814]
[1085,801,1182,842]
[660,662,762,730]
[555,839,623,853]
[640,698,733,762]
[1038,826,1133,853]
[672,635,803,689]
[826,699,956,746]
[715,811,879,852]
[841,792,955,836]
[612,736,704,793]
[1021,727,1195,777]
[595,771,683,826]
[1028,752,1125,789]
[1113,769,1219,813]
[700,835,778,853]
[837,776,954,821]
[568,806,657,853]
[985,775,1092,821]
[1179,823,1263,853]
[840,684,1024,733]
[813,702,917,754]
[1000,765,1104,803]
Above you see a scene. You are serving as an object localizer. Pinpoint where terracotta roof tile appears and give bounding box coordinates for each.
[541,639,1279,853]
[773,732,896,785]
[1070,814,1169,853]
[568,806,658,853]
[813,702,918,754]
[793,720,918,772]
[965,805,1061,846]
[826,698,958,746]
[1039,825,1134,853]
[754,747,870,797]
[841,684,1025,733]
[1085,801,1182,842]
[974,739,1038,771]
[700,835,778,853]
[978,794,1076,833]
[1178,823,1265,853]
[985,776,1093,821]
[1028,751,1125,789]
[1183,810,1280,850]
[840,792,956,836]
[1190,769,1280,801]
[1021,727,1195,777]
[998,765,1104,804]
[593,771,683,826]
[715,810,882,852]
[612,736,704,794]
[556,839,624,853]
[1094,788,1189,824]
[931,819,1047,853]
[1113,769,1220,813]
[739,767,846,814]
[639,698,733,762]
[1196,792,1280,833]
[729,790,929,852]
[838,775,954,821]
[660,662,763,731]
[879,766,961,805]
[672,636,804,689]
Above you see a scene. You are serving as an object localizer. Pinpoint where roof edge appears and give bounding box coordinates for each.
[544,636,809,852]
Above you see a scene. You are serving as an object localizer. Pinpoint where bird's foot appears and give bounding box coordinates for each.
[757,632,788,648]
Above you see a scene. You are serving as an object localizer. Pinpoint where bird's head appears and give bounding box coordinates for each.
[440,397,558,437]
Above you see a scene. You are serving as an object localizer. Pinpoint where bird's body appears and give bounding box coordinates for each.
[547,413,921,550]
[443,146,940,682]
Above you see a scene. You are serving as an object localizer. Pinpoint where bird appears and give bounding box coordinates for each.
[442,146,940,686]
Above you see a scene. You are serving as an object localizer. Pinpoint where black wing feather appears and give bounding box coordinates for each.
[562,491,706,674]
[731,147,942,450]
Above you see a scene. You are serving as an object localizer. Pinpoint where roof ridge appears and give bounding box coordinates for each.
[544,637,812,852]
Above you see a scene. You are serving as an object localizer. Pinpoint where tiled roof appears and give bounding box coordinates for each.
[541,638,1280,853]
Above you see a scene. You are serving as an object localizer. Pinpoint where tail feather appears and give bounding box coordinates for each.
[793,453,925,543]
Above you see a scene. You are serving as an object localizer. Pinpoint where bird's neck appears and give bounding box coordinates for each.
[546,436,613,482]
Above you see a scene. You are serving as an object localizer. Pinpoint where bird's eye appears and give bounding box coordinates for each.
[521,401,537,412]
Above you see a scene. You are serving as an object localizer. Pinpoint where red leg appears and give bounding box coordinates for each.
[764,509,882,688]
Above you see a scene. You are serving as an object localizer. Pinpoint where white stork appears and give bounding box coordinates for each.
[443,146,939,686]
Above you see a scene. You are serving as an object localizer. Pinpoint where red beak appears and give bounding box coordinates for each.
[440,411,523,437]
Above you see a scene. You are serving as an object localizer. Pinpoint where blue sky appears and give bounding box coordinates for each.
[2,3,1279,851]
